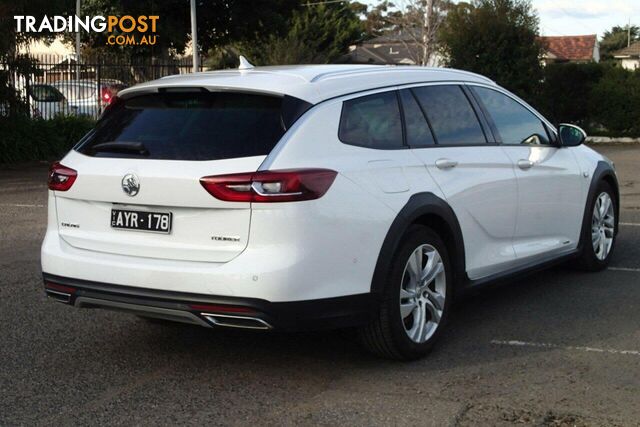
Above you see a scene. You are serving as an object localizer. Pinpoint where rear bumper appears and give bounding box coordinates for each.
[43,273,376,332]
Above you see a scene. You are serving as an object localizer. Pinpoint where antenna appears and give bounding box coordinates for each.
[238,55,255,71]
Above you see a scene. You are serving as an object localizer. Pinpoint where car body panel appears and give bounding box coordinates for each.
[501,145,584,260]
[41,64,617,323]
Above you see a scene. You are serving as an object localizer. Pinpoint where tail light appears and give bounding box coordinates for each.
[48,162,77,191]
[200,169,337,203]
[101,87,114,104]
[44,282,76,295]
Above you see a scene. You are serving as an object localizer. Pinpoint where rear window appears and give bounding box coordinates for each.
[412,85,486,145]
[338,91,403,149]
[29,85,64,102]
[76,92,287,161]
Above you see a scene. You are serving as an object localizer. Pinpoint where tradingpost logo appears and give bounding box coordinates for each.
[13,15,159,46]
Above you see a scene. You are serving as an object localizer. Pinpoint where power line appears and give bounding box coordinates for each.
[556,6,600,35]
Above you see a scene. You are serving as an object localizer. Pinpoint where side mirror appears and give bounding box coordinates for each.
[558,123,586,147]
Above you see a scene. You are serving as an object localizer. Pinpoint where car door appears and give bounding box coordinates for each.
[469,85,584,261]
[334,89,430,212]
[403,85,519,280]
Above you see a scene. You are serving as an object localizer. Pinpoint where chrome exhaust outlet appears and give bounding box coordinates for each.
[201,313,272,330]
[45,289,71,303]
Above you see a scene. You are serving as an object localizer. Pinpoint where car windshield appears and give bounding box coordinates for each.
[75,91,288,161]
[29,85,64,102]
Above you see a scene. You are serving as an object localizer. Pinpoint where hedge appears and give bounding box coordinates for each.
[533,63,640,137]
[0,115,95,164]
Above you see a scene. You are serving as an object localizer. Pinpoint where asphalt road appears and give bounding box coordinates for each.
[1,145,639,426]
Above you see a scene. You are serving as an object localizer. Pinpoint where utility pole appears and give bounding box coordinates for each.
[422,0,436,67]
[76,0,81,79]
[190,0,199,73]
[628,18,631,48]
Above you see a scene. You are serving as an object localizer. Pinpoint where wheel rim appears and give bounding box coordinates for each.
[399,244,446,344]
[592,192,615,261]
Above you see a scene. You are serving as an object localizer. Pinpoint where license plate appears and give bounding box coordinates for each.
[111,209,172,234]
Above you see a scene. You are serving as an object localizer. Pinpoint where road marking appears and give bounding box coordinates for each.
[608,267,640,272]
[620,222,640,226]
[491,340,640,357]
[0,203,45,208]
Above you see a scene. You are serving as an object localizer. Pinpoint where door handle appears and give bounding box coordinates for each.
[517,159,534,170]
[435,159,458,170]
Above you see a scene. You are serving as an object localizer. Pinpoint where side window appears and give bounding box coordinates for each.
[472,86,550,145]
[339,91,403,149]
[412,85,486,145]
[399,89,435,147]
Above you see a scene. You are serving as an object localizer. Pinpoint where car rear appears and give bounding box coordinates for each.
[41,85,374,330]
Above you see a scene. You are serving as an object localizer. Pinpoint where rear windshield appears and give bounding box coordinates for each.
[76,92,286,161]
[29,85,64,102]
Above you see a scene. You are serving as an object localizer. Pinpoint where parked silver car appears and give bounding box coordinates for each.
[27,84,72,119]
[52,80,127,118]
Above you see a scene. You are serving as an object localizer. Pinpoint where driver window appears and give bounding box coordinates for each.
[472,86,550,146]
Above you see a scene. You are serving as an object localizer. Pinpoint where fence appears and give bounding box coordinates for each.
[0,54,204,120]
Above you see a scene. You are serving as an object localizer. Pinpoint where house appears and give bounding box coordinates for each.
[346,34,443,67]
[539,35,600,65]
[612,41,640,70]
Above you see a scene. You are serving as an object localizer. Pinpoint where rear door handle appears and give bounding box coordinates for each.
[435,159,458,170]
[517,159,534,170]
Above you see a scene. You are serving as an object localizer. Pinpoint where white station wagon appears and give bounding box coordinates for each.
[42,63,618,360]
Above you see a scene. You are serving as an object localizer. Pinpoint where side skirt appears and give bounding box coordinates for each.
[459,249,581,297]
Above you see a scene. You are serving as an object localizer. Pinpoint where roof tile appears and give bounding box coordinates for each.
[540,35,597,61]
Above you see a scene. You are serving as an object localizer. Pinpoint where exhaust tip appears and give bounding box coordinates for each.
[201,313,272,330]
[45,289,72,303]
[44,281,76,304]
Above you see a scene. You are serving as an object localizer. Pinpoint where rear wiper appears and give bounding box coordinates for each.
[91,141,149,156]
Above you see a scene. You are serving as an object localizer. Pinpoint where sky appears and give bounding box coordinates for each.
[533,0,640,37]
[364,0,640,39]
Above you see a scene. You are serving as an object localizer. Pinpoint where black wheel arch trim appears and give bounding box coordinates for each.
[370,192,467,296]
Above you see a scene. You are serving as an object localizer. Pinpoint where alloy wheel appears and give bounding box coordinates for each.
[399,244,446,343]
[592,192,615,261]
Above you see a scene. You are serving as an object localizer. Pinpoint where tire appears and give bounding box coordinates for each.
[574,181,617,271]
[358,225,453,360]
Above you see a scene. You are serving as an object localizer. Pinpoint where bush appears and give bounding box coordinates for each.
[533,63,640,137]
[589,67,640,136]
[0,115,95,164]
[535,62,603,128]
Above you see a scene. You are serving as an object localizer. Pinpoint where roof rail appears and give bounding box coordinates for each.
[310,66,495,84]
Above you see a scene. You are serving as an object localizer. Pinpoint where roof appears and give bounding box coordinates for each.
[348,45,418,65]
[613,41,640,58]
[365,33,417,44]
[539,35,597,61]
[119,64,495,104]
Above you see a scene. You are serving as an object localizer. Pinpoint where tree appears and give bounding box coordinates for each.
[209,3,363,67]
[386,0,450,66]
[353,1,402,39]
[71,0,301,60]
[0,0,75,118]
[600,25,640,61]
[439,0,544,98]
